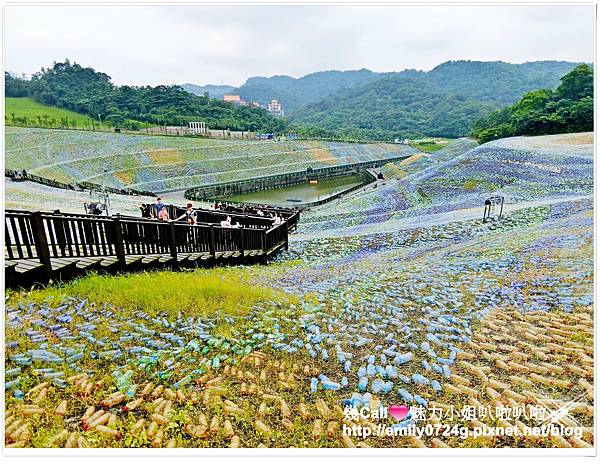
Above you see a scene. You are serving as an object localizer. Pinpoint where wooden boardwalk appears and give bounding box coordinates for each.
[5,208,297,288]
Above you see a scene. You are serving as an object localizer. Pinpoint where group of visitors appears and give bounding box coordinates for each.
[220,216,242,228]
[211,203,287,226]
[139,197,291,230]
[140,197,170,220]
[86,202,107,216]
[211,202,256,214]
[12,169,28,180]
[211,201,294,220]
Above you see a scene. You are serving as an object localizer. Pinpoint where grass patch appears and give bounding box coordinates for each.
[6,97,108,130]
[463,177,499,192]
[409,139,452,153]
[9,268,296,321]
[463,179,478,190]
[415,187,431,204]
[5,97,151,131]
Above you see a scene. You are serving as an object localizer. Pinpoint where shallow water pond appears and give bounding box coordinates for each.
[223,174,365,207]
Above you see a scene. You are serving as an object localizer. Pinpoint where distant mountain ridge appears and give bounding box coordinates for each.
[180,83,235,99]
[182,60,582,117]
[288,60,586,139]
[182,68,385,112]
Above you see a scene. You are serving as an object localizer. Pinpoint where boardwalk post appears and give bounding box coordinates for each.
[284,221,289,251]
[112,215,126,269]
[209,225,216,265]
[260,229,268,265]
[168,221,178,264]
[239,227,245,259]
[30,211,52,279]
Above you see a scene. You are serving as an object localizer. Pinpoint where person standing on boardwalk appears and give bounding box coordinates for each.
[175,203,197,224]
[139,204,151,218]
[154,197,165,217]
[158,206,170,221]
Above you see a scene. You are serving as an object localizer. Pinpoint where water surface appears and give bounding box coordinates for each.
[224,174,364,207]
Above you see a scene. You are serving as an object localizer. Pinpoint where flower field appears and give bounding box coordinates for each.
[4,132,594,449]
[5,127,416,192]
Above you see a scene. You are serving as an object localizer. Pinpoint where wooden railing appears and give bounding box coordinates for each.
[5,209,291,285]
[264,221,289,253]
[5,210,37,260]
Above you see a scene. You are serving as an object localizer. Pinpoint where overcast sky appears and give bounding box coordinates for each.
[4,3,595,87]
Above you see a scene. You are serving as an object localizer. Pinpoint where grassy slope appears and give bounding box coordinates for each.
[4,97,151,130]
[6,97,105,129]
[409,139,452,153]
[16,269,296,323]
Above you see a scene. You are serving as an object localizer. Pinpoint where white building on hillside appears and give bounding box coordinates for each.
[267,99,285,117]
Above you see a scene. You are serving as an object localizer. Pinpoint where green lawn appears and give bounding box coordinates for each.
[409,138,453,153]
[14,268,296,322]
[4,97,151,131]
[5,97,107,130]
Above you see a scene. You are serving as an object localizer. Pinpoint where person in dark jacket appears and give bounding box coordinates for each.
[154,197,165,217]
[175,203,197,224]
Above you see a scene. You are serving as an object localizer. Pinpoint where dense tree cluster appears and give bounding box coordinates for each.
[470,64,593,143]
[5,60,285,132]
[288,60,584,139]
[5,72,30,98]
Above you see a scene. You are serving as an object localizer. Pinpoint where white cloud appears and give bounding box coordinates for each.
[4,4,594,86]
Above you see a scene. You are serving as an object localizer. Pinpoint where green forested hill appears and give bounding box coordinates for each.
[426,60,581,105]
[234,69,385,112]
[470,64,593,143]
[5,61,285,132]
[289,60,584,139]
[289,74,498,140]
